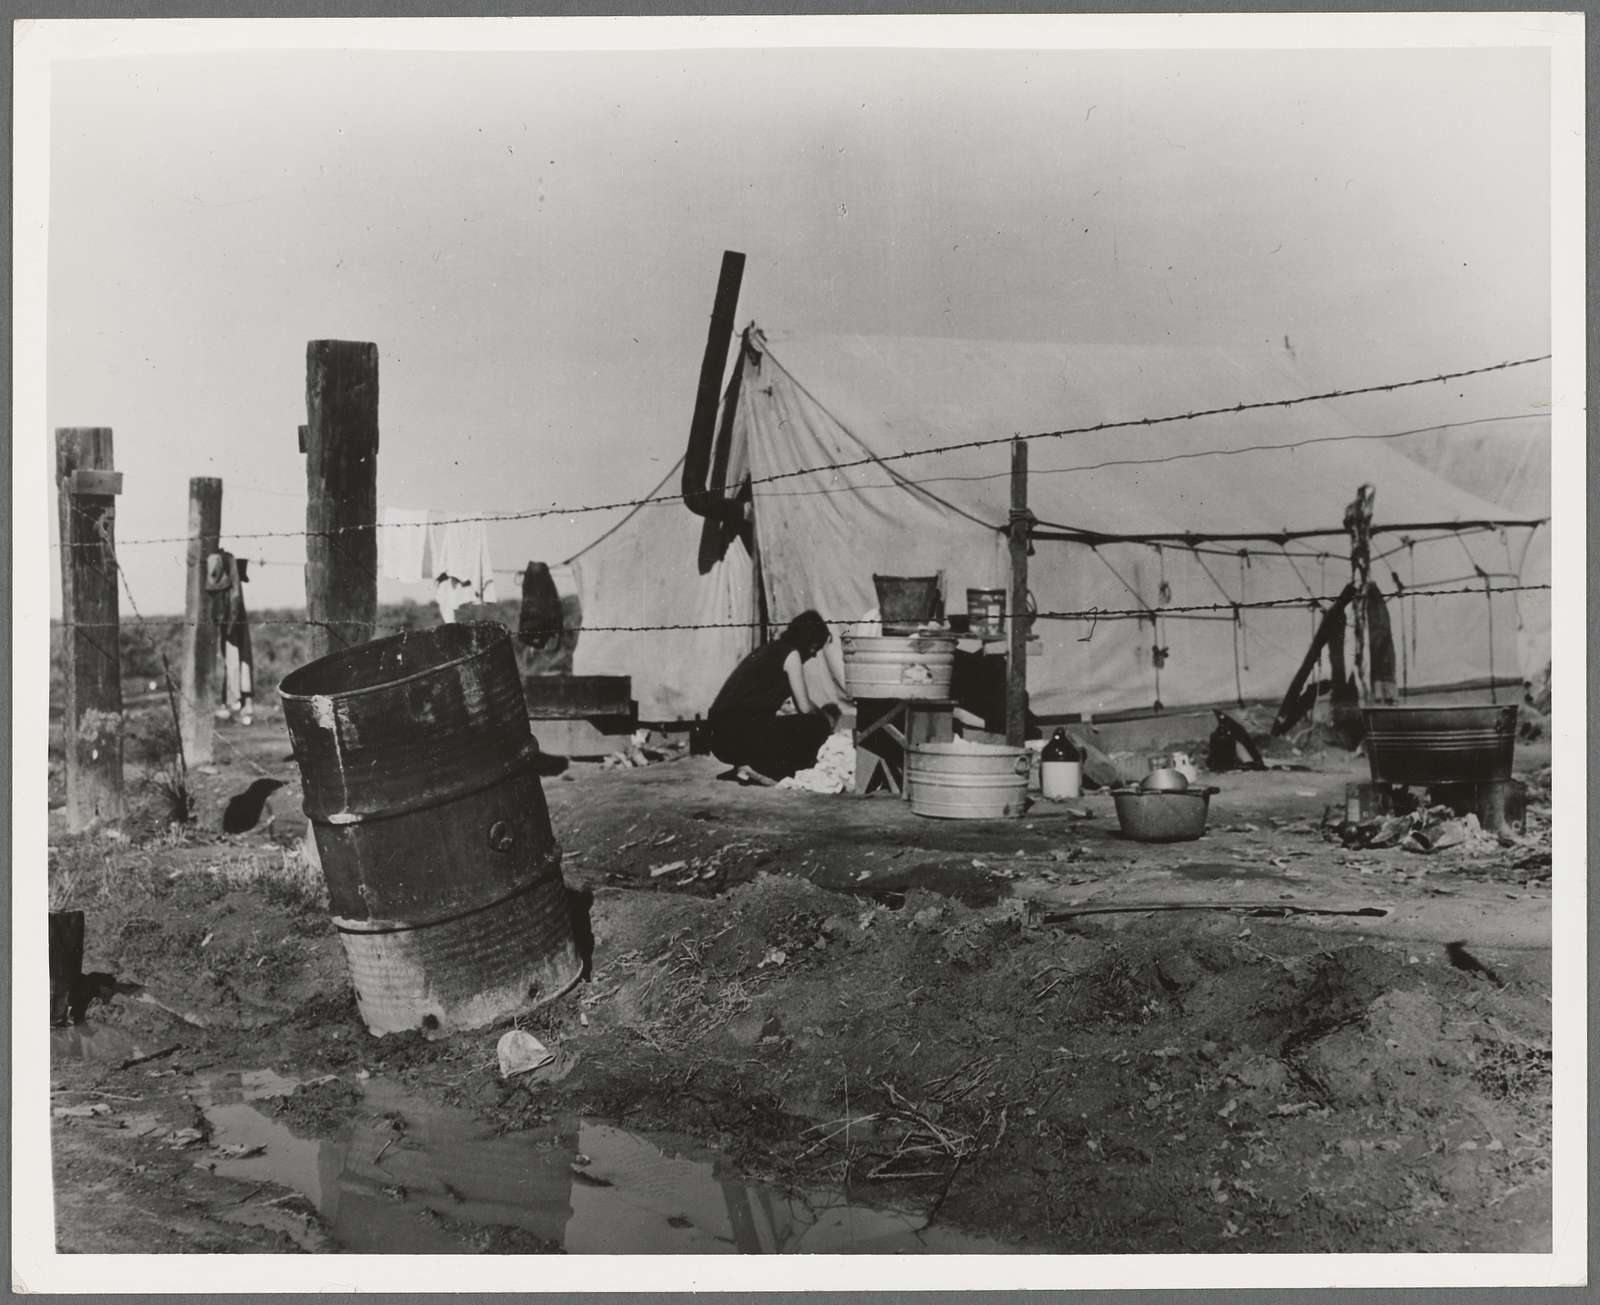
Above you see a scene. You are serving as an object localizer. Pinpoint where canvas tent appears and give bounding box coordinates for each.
[1385,414,1551,683]
[570,329,1545,723]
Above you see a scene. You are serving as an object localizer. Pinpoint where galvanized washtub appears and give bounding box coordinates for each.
[280,623,580,1039]
[906,740,1031,818]
[841,632,957,701]
[1363,703,1519,785]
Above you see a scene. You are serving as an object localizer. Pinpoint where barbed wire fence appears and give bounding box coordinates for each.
[52,352,1550,553]
[50,349,1553,761]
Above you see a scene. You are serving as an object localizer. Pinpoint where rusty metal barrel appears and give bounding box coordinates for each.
[279,623,580,1038]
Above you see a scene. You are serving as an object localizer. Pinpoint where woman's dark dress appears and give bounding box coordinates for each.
[707,641,831,781]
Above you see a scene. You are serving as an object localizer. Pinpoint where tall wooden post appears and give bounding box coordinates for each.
[304,340,379,661]
[55,428,125,829]
[1006,438,1030,747]
[179,477,223,764]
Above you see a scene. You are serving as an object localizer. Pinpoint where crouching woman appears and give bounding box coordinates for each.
[707,610,839,784]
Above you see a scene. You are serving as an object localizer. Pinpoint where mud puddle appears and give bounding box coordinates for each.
[194,1071,1012,1254]
[51,1022,150,1064]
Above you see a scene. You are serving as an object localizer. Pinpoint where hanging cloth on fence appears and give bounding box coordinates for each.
[518,561,564,649]
[206,550,254,711]
[1365,582,1397,703]
[430,518,496,623]
[380,506,433,582]
[205,550,252,654]
[1343,484,1376,696]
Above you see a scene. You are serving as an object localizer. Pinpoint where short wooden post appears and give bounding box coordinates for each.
[303,340,379,661]
[49,910,85,1025]
[56,427,126,829]
[179,477,223,764]
[1006,438,1030,748]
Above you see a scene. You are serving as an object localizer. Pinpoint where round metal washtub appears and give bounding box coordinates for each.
[841,633,957,702]
[1112,787,1217,842]
[1362,703,1519,785]
[905,740,1031,819]
[279,623,580,1038]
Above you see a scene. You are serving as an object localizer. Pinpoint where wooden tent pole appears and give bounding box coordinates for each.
[1006,438,1030,747]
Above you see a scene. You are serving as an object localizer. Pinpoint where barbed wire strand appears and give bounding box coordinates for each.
[56,580,1550,635]
[53,354,1550,551]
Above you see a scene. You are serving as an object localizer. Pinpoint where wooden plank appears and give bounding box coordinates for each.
[56,427,125,829]
[304,340,379,661]
[178,477,223,765]
[681,250,746,520]
[1006,438,1030,747]
[66,469,123,496]
[528,716,637,758]
[907,702,955,746]
[521,674,633,719]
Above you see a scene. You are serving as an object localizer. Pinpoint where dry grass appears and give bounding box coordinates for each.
[611,922,773,1048]
[48,839,326,914]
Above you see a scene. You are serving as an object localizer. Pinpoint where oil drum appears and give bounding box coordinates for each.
[279,623,580,1038]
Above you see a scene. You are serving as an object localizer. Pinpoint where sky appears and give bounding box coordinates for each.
[41,37,1554,616]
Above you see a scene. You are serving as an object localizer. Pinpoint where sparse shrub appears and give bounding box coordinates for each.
[143,762,195,828]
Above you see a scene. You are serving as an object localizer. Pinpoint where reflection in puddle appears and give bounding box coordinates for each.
[50,1021,145,1063]
[199,1075,1011,1254]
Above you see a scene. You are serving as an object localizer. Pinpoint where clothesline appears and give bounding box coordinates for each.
[378,506,498,622]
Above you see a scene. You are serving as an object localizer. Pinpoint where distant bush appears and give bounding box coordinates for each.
[50,598,577,708]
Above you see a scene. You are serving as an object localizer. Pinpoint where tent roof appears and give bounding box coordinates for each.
[748,329,1543,539]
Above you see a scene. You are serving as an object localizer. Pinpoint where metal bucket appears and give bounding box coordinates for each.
[873,574,942,634]
[966,588,1006,641]
[905,740,1031,818]
[279,623,580,1039]
[1363,703,1518,785]
[841,633,957,701]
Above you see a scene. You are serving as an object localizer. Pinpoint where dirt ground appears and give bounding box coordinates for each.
[45,701,1555,1256]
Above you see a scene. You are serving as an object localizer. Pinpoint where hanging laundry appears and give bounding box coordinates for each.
[379,506,432,582]
[518,561,564,649]
[430,518,496,623]
[206,550,255,724]
[1365,582,1398,704]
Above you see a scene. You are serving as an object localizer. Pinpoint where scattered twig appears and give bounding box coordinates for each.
[1042,901,1389,923]
[118,1045,181,1071]
[1236,938,1295,970]
[373,1135,399,1165]
[922,1155,965,1228]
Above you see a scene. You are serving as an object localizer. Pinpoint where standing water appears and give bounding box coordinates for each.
[194,1071,1013,1254]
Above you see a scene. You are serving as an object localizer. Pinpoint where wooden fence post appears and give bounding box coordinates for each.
[1006,438,1031,748]
[55,427,126,830]
[304,341,379,661]
[179,477,223,764]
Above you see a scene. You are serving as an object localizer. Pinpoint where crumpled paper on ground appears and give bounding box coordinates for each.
[497,1029,555,1078]
[1341,806,1503,855]
[778,731,857,795]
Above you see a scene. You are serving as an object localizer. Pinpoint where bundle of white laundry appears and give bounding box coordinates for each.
[380,506,497,623]
[777,730,858,795]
